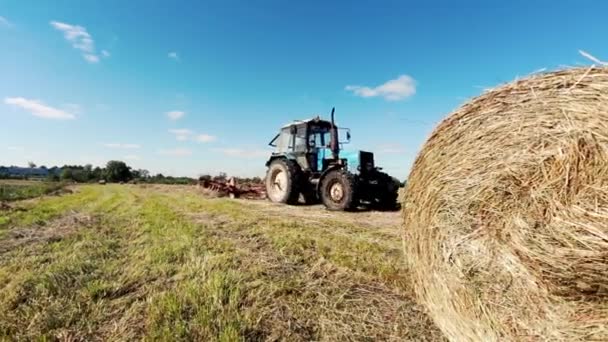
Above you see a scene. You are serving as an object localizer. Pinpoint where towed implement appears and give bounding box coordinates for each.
[265,108,399,211]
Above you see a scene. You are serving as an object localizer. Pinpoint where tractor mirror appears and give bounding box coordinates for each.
[338,128,351,144]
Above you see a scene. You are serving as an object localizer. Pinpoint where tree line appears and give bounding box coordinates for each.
[1,161,263,185]
[53,161,196,184]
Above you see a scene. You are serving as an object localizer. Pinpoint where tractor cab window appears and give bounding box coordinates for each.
[323,132,332,147]
[309,124,333,148]
[308,132,329,148]
[294,126,307,152]
[274,128,293,153]
[308,132,323,148]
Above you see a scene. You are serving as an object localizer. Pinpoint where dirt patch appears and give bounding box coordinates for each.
[0,202,11,211]
[238,200,402,239]
[48,187,74,197]
[0,212,96,256]
[0,202,28,213]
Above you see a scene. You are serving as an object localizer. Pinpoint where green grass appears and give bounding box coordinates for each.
[0,184,444,341]
[0,181,67,202]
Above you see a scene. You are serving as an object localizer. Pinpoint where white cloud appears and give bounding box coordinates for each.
[168,129,216,143]
[345,75,416,101]
[166,110,185,120]
[195,134,216,143]
[0,16,13,28]
[50,21,101,63]
[7,146,24,151]
[158,148,192,156]
[376,143,405,154]
[168,128,193,141]
[101,50,110,58]
[104,143,141,149]
[123,155,141,160]
[83,54,99,63]
[213,148,268,158]
[168,52,180,61]
[168,129,192,135]
[4,97,76,120]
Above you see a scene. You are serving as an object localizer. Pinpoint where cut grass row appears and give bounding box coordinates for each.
[0,181,68,202]
[0,185,443,341]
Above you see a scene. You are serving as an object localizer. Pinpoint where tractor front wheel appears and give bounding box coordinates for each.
[320,170,357,211]
[265,159,302,204]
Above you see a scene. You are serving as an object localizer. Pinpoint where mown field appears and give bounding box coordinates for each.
[0,180,68,202]
[0,184,443,341]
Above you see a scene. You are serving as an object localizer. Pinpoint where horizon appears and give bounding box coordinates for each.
[2,1,608,178]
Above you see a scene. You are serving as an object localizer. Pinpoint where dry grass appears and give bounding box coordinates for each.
[0,212,93,255]
[403,66,608,341]
[0,184,444,341]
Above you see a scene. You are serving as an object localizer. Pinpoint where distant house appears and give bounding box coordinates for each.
[0,166,62,178]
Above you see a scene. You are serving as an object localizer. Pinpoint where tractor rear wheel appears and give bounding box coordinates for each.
[265,159,302,204]
[320,170,357,211]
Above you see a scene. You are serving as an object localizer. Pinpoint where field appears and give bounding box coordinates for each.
[0,184,443,341]
[0,180,68,202]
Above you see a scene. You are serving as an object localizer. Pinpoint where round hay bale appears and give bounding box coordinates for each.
[403,67,608,341]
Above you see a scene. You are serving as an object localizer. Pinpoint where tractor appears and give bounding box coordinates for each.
[265,108,400,211]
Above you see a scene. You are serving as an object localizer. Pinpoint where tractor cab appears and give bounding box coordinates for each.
[265,108,399,211]
[268,117,349,173]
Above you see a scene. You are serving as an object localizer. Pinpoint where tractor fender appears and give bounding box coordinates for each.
[265,154,296,167]
[265,156,280,167]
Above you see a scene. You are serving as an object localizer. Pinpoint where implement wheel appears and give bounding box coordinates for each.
[265,159,302,204]
[320,170,357,211]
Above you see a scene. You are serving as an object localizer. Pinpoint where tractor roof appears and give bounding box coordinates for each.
[281,116,333,129]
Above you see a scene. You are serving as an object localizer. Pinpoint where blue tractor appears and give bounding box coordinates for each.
[265,108,399,211]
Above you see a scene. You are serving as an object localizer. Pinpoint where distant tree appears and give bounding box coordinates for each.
[80,164,93,181]
[104,161,132,183]
[46,173,60,182]
[139,169,150,179]
[28,161,36,168]
[60,168,73,181]
[72,169,88,182]
[49,166,60,176]
[92,167,103,180]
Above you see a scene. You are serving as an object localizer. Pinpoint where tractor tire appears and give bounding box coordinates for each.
[265,159,302,204]
[320,170,357,211]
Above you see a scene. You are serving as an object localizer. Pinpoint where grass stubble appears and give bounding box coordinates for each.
[0,184,443,341]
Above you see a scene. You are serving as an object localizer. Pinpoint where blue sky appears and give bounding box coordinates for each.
[1,0,608,179]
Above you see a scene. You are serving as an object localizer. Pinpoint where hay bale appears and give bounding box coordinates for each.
[403,67,608,341]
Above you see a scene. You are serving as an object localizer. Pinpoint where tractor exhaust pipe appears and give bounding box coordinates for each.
[330,107,339,160]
